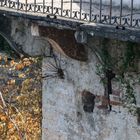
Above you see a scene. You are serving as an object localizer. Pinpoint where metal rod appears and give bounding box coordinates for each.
[89,0,92,22]
[34,0,36,12]
[0,0,3,7]
[25,0,27,12]
[79,0,82,20]
[51,0,53,14]
[43,0,45,13]
[120,0,123,26]
[9,0,11,8]
[70,0,72,18]
[61,0,63,16]
[17,0,19,10]
[99,0,102,23]
[130,0,134,27]
[109,0,112,24]
[105,70,115,111]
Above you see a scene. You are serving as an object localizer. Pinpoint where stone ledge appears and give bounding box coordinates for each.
[0,8,83,30]
[80,23,140,43]
[1,8,140,43]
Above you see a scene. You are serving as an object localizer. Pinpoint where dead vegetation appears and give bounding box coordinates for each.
[0,54,42,140]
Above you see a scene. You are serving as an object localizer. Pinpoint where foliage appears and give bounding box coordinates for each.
[0,52,42,140]
[95,39,140,114]
[98,38,113,70]
[124,81,136,104]
[121,42,138,73]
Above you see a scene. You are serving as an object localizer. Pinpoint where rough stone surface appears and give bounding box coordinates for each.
[42,38,140,140]
[42,58,140,140]
[0,13,140,140]
[39,26,87,61]
[11,19,50,56]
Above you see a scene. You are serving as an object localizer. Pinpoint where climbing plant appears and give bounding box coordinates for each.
[121,42,139,74]
[94,38,140,114]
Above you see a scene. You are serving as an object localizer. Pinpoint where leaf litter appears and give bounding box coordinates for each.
[0,53,42,140]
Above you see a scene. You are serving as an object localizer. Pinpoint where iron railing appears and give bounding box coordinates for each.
[0,0,140,28]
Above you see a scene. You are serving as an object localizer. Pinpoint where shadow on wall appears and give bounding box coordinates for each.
[39,26,88,61]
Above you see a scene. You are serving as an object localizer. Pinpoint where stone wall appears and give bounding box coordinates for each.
[0,14,140,140]
[42,36,140,140]
[10,19,50,56]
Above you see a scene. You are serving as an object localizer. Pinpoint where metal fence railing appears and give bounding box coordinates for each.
[0,0,140,28]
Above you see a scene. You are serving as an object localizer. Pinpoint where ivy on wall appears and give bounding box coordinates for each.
[121,42,139,73]
[93,38,140,117]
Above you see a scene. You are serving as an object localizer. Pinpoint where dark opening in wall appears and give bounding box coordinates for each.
[82,90,95,113]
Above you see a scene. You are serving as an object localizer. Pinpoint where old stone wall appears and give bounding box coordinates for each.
[42,36,140,140]
[10,19,50,56]
[0,15,50,57]
[0,14,140,140]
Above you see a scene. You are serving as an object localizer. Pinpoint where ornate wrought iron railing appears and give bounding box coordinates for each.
[0,0,140,28]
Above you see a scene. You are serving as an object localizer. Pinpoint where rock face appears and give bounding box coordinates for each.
[42,41,140,140]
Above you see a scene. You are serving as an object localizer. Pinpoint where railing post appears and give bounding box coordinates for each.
[61,0,63,16]
[43,0,45,13]
[120,0,123,26]
[17,0,19,10]
[70,0,72,18]
[130,0,134,27]
[89,0,92,22]
[99,0,102,23]
[9,0,11,8]
[0,0,2,7]
[34,0,36,12]
[79,0,82,20]
[51,0,53,14]
[25,0,27,12]
[109,0,112,24]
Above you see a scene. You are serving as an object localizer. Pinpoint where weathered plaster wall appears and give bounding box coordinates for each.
[0,14,140,140]
[42,37,140,140]
[42,49,105,140]
[0,15,50,57]
[11,19,50,56]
